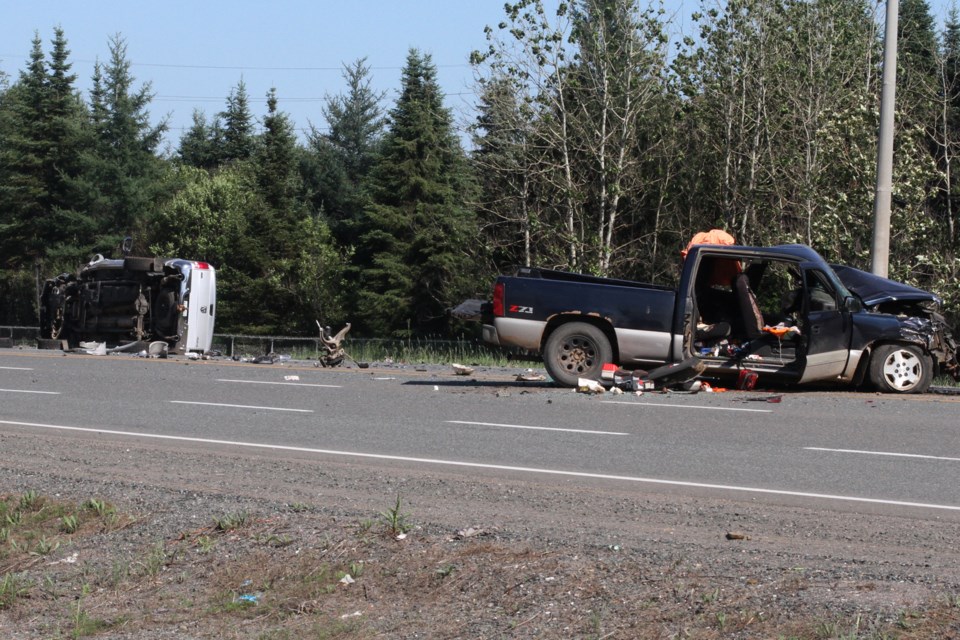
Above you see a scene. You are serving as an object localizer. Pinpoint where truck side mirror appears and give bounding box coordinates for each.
[842,295,863,313]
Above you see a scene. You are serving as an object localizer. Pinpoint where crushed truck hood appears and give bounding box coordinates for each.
[831,264,941,309]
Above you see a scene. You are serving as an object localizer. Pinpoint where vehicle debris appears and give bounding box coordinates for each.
[516,370,547,382]
[452,363,475,376]
[316,321,353,367]
[576,378,605,394]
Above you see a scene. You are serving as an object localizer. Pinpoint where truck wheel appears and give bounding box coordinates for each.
[868,344,932,394]
[543,322,613,387]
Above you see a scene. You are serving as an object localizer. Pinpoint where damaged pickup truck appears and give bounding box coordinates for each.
[39,249,216,355]
[479,244,959,393]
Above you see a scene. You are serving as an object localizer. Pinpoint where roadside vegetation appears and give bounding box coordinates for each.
[4,0,960,343]
[1,489,959,637]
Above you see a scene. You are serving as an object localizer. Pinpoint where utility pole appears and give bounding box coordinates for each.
[871,0,899,278]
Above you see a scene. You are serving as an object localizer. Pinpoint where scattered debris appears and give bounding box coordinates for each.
[744,394,783,403]
[452,363,474,376]
[737,369,759,390]
[450,298,487,322]
[186,352,201,361]
[725,531,751,541]
[284,375,300,381]
[148,341,169,358]
[47,552,79,565]
[77,341,107,356]
[516,370,547,382]
[339,574,355,585]
[316,321,355,367]
[455,527,486,539]
[340,611,363,619]
[577,378,605,394]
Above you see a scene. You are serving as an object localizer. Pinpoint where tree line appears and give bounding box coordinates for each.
[3,0,960,338]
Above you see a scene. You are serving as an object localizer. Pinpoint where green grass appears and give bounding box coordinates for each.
[210,334,513,367]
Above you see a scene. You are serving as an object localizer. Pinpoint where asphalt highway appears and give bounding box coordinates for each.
[1,349,958,520]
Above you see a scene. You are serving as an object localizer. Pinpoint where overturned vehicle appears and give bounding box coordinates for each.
[39,253,216,355]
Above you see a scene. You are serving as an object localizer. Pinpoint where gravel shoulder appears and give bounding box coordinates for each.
[1,360,959,637]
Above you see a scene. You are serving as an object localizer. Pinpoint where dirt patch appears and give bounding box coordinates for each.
[1,425,959,638]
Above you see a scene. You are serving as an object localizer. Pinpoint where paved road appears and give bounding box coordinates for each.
[1,349,958,519]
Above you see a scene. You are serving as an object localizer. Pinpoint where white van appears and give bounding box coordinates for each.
[39,255,217,354]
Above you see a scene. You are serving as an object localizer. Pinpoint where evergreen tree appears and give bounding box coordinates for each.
[0,34,47,268]
[178,109,223,169]
[354,49,478,337]
[0,29,91,270]
[220,79,255,163]
[257,88,302,255]
[82,34,169,255]
[303,58,385,245]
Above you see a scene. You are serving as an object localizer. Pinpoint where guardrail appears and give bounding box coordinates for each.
[0,326,509,363]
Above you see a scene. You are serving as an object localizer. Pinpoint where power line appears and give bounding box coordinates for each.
[0,53,471,72]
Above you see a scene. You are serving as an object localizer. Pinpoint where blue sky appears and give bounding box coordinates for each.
[0,0,953,152]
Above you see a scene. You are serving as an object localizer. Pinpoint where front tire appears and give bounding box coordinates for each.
[543,322,613,387]
[869,344,932,394]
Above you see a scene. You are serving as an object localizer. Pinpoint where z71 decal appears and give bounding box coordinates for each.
[509,305,534,314]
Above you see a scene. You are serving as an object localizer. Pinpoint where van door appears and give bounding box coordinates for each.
[798,266,851,382]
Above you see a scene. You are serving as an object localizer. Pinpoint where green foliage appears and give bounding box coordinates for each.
[0,29,94,271]
[379,493,410,537]
[355,49,480,337]
[303,57,385,248]
[82,35,170,255]
[6,12,960,337]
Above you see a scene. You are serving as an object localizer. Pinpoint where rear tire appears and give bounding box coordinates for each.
[543,322,613,387]
[868,343,932,394]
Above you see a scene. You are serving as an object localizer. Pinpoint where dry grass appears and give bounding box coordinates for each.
[1,492,959,638]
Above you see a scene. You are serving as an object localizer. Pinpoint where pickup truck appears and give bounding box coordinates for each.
[480,244,959,393]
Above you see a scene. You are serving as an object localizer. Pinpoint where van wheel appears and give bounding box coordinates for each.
[543,322,613,387]
[869,344,932,394]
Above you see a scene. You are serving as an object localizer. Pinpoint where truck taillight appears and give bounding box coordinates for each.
[193,261,210,270]
[493,282,504,317]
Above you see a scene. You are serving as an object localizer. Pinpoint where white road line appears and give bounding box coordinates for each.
[1,418,958,513]
[447,420,628,436]
[170,401,313,413]
[0,389,60,395]
[0,366,33,371]
[217,378,341,389]
[602,400,773,413]
[806,447,960,462]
